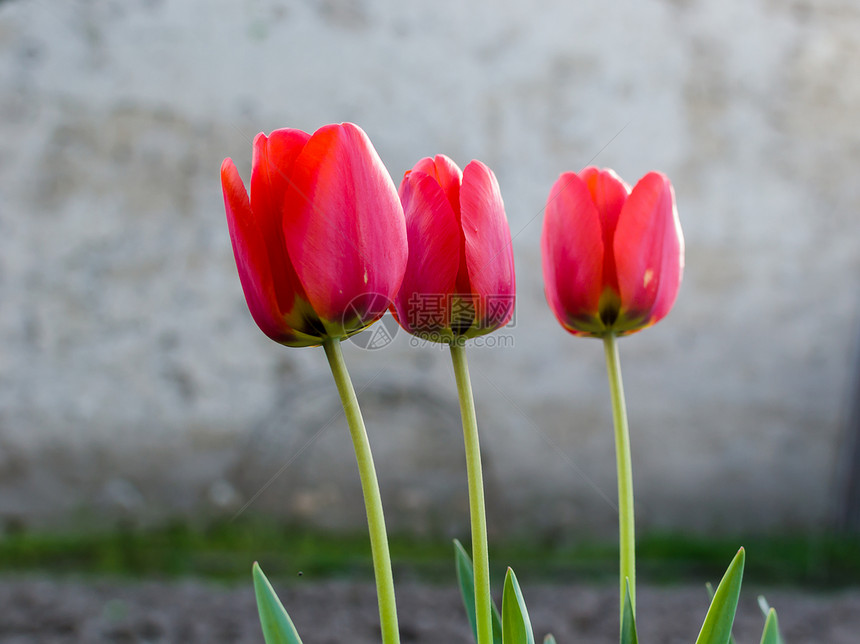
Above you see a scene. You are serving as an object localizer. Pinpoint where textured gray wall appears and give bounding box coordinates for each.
[1,0,858,537]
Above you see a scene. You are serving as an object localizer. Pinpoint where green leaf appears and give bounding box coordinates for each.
[621,578,639,644]
[502,567,535,644]
[543,636,558,644]
[252,562,304,644]
[493,595,504,644]
[759,608,784,644]
[493,604,502,644]
[695,547,745,644]
[757,596,771,618]
[453,539,502,644]
[705,582,737,644]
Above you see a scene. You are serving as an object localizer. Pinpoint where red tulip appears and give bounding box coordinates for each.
[541,167,684,337]
[391,155,515,341]
[220,123,408,346]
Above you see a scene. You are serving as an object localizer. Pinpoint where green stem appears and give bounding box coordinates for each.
[602,333,636,624]
[449,342,493,644]
[323,338,400,644]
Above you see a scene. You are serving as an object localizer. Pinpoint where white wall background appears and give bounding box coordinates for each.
[0,0,858,537]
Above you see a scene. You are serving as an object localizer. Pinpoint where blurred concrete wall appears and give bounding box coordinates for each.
[1,0,858,537]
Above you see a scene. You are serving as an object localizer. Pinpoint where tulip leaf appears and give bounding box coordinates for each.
[454,539,503,644]
[502,567,535,644]
[543,636,558,644]
[493,601,504,643]
[695,548,745,644]
[705,582,736,644]
[758,608,784,644]
[756,595,771,618]
[252,562,304,644]
[621,578,639,644]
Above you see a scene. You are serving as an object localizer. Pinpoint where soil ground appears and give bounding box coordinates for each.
[1,577,858,643]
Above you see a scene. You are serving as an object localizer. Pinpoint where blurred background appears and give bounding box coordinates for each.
[1,0,859,569]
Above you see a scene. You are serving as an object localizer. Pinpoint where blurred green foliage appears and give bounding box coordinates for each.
[0,520,857,587]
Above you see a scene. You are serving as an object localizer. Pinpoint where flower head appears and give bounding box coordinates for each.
[541,167,684,337]
[391,155,515,342]
[221,123,407,346]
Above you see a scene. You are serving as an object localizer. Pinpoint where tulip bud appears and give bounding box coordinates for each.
[391,155,516,342]
[221,123,408,346]
[541,167,684,337]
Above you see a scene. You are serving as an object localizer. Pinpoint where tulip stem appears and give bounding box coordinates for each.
[449,342,493,644]
[323,338,400,644]
[603,332,636,625]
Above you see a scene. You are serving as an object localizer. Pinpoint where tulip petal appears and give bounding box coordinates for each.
[282,123,407,329]
[411,156,470,299]
[579,166,631,291]
[251,129,310,211]
[249,130,314,320]
[579,166,630,233]
[412,154,463,217]
[614,171,684,331]
[392,171,461,334]
[460,160,516,331]
[222,157,317,345]
[541,172,605,334]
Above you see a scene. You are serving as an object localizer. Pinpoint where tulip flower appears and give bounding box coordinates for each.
[221,123,407,644]
[220,122,408,347]
[541,166,683,632]
[391,154,515,342]
[541,167,684,337]
[392,154,515,644]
